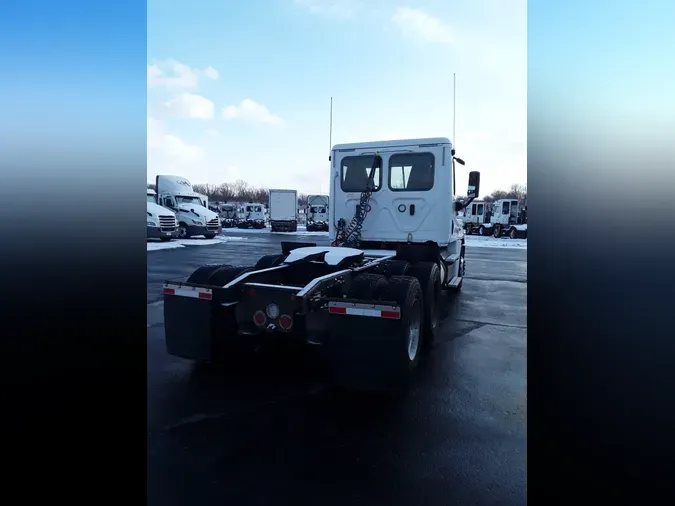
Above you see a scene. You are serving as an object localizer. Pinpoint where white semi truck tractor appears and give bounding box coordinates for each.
[146,188,178,241]
[306,194,329,232]
[162,137,480,392]
[155,176,222,239]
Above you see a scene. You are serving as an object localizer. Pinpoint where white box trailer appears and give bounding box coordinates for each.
[269,189,298,232]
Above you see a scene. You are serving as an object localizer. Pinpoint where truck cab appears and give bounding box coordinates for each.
[462,199,489,235]
[147,188,178,241]
[155,175,222,239]
[238,203,266,229]
[218,202,239,228]
[330,137,478,287]
[306,194,329,232]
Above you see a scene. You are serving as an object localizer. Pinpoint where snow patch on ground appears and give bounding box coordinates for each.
[223,227,328,237]
[147,234,244,252]
[465,235,527,249]
[147,241,184,252]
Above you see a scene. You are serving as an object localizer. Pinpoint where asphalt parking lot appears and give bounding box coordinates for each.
[147,231,527,506]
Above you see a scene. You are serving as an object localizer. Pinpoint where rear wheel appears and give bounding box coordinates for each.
[406,262,442,346]
[509,227,517,239]
[346,273,388,299]
[187,264,226,284]
[255,254,285,269]
[465,224,473,235]
[478,225,485,236]
[493,225,502,238]
[376,259,410,277]
[380,275,424,379]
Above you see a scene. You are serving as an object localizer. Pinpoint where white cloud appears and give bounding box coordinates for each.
[293,0,358,19]
[147,117,203,162]
[147,59,220,89]
[205,129,219,137]
[203,66,219,80]
[391,7,453,45]
[164,93,215,120]
[222,99,284,125]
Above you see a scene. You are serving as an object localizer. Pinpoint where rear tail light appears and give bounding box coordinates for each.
[253,310,266,326]
[163,288,175,295]
[279,314,293,331]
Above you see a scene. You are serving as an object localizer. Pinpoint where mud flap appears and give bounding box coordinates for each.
[163,294,214,361]
[324,312,404,391]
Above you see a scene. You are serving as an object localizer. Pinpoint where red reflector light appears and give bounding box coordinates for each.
[279,314,293,330]
[248,289,255,295]
[163,288,175,295]
[198,292,212,300]
[328,306,347,315]
[253,310,266,326]
[381,310,400,320]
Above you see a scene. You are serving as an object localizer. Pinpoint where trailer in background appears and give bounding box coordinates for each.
[269,189,298,232]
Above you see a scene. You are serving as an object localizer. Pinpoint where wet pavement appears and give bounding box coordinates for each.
[147,231,527,506]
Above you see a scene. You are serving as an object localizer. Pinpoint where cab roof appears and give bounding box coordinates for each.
[332,137,452,152]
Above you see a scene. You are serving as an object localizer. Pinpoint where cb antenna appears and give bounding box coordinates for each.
[453,73,456,150]
[328,97,333,159]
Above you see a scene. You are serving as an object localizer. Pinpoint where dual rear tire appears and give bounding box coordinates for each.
[331,261,443,392]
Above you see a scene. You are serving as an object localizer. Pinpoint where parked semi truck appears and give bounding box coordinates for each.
[463,198,527,239]
[268,189,298,232]
[155,176,222,239]
[306,194,329,232]
[237,203,266,229]
[146,188,178,241]
[162,137,479,392]
[218,202,239,228]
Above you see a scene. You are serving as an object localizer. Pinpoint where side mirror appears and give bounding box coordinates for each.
[467,171,480,199]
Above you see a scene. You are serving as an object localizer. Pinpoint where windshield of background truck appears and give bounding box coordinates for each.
[146,194,156,204]
[175,196,202,206]
[247,205,261,212]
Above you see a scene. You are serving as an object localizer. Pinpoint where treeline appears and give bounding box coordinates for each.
[147,180,526,206]
[147,180,309,206]
[456,184,528,203]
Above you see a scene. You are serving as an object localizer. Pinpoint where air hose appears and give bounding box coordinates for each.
[332,153,382,248]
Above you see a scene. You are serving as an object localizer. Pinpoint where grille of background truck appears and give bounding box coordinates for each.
[207,218,220,231]
[159,215,177,231]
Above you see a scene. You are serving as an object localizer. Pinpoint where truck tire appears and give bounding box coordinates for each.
[208,265,253,287]
[379,275,424,382]
[187,264,253,286]
[187,264,225,284]
[178,223,190,239]
[509,227,517,239]
[465,223,473,235]
[493,224,502,238]
[346,273,388,299]
[328,275,422,393]
[478,225,486,236]
[375,259,410,277]
[406,262,442,345]
[203,233,217,239]
[255,254,285,269]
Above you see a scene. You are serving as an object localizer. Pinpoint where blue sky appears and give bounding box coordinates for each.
[148,0,527,194]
